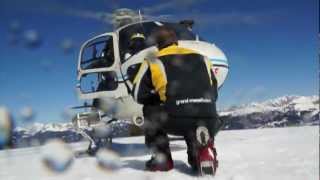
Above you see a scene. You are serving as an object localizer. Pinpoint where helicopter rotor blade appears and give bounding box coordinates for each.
[71,104,94,109]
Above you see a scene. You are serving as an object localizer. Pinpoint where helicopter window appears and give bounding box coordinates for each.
[119,22,158,63]
[118,21,197,63]
[81,35,115,70]
[80,72,118,94]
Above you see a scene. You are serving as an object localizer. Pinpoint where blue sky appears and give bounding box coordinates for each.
[0,0,318,123]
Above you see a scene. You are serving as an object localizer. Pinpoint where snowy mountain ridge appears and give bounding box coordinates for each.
[14,95,319,133]
[220,95,319,116]
[12,95,319,147]
[220,95,319,130]
[15,122,75,136]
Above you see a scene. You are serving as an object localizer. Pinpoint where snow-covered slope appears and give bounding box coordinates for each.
[0,126,318,180]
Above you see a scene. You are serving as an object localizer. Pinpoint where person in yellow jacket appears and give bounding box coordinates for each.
[131,26,219,173]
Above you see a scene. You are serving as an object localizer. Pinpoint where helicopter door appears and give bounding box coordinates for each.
[76,33,127,100]
[120,47,158,88]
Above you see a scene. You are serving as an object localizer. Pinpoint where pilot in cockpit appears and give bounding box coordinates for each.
[95,41,117,92]
[84,38,114,69]
[100,39,115,67]
[124,33,146,60]
[91,39,118,107]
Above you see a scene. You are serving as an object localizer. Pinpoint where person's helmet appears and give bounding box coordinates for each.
[129,33,146,54]
[152,26,178,49]
[130,33,145,40]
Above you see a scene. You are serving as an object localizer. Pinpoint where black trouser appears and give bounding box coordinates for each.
[143,105,221,157]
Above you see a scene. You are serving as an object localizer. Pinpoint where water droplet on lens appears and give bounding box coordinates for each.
[0,107,13,149]
[96,149,121,171]
[42,139,74,173]
[20,106,35,122]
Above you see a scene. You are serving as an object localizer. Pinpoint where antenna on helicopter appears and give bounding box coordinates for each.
[138,10,143,23]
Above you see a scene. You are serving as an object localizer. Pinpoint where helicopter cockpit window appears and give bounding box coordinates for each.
[80,72,118,94]
[118,21,197,63]
[81,36,115,70]
[119,22,158,63]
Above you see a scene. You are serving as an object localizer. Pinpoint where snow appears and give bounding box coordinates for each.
[0,126,318,180]
[291,96,319,111]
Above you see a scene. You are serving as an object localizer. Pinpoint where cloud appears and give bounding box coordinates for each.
[170,10,284,27]
[197,12,261,25]
[142,1,176,14]
[140,0,282,27]
[220,85,269,109]
[4,0,281,28]
[143,0,205,14]
[56,7,113,24]
[3,0,115,25]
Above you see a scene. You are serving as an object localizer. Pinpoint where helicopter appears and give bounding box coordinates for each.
[71,9,229,153]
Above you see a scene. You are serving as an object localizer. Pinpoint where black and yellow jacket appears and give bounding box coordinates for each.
[132,44,218,118]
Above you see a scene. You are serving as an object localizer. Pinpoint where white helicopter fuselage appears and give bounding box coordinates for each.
[76,21,229,123]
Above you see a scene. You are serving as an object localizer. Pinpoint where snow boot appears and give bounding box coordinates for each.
[145,152,174,171]
[196,126,218,176]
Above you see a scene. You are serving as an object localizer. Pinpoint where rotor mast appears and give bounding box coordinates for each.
[111,8,143,29]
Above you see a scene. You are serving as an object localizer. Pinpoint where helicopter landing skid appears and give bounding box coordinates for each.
[72,111,117,155]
